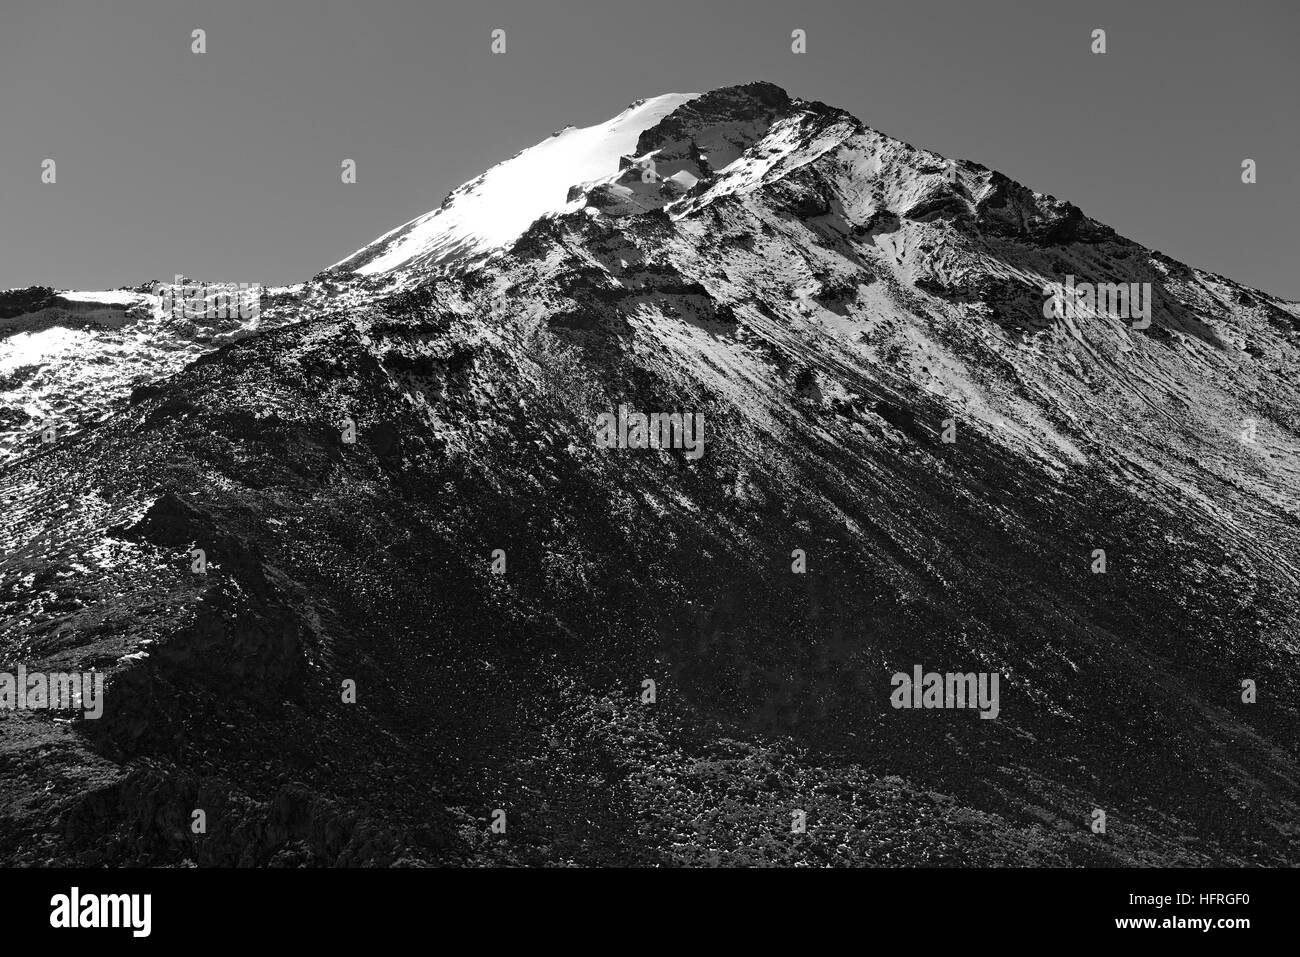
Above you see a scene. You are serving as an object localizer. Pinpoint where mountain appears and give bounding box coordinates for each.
[2,81,1298,866]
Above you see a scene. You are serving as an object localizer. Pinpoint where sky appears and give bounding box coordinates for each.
[1,0,1296,297]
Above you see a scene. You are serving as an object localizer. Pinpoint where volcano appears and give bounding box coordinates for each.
[2,81,1298,866]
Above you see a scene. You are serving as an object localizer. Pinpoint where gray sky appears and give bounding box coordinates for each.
[2,0,1296,297]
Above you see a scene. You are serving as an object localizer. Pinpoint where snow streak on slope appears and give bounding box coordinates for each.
[330,94,698,277]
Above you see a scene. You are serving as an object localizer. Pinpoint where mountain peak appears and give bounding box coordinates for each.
[326,82,816,281]
[325,80,1109,287]
[328,92,700,278]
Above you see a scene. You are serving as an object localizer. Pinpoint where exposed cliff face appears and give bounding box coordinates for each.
[2,82,1298,866]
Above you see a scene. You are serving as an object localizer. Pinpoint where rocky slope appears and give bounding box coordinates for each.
[2,82,1298,866]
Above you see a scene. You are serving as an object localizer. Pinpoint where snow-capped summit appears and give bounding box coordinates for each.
[328,93,699,277]
[327,79,1117,289]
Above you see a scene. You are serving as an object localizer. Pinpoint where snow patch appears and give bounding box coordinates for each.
[332,93,699,276]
